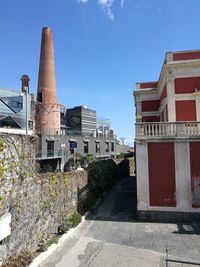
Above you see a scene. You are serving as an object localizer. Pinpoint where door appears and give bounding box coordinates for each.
[148,143,176,207]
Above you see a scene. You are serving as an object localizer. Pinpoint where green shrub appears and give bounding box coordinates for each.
[87,159,119,194]
[41,164,53,173]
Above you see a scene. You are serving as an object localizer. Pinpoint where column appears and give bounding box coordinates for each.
[136,141,149,210]
[175,142,191,211]
[166,78,176,122]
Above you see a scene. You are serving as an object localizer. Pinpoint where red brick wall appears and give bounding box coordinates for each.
[148,143,176,207]
[176,100,196,121]
[175,77,200,94]
[139,82,158,89]
[142,116,160,122]
[142,100,160,112]
[173,51,200,61]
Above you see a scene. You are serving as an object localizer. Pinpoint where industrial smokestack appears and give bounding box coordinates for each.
[21,74,30,93]
[37,27,57,103]
[35,27,60,134]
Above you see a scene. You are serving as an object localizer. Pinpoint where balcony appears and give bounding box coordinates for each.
[135,121,200,140]
[36,149,68,159]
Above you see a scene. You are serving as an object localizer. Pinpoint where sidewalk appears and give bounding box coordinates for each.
[39,177,200,267]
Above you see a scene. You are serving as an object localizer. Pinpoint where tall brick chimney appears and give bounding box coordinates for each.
[21,74,30,93]
[36,27,60,134]
[37,27,56,104]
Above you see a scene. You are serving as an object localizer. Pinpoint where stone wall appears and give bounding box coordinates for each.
[128,157,135,176]
[0,134,88,262]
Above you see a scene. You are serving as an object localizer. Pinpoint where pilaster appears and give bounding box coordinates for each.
[166,78,176,122]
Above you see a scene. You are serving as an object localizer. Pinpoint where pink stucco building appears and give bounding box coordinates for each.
[134,49,200,221]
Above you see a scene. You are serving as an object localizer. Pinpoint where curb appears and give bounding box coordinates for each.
[29,211,90,267]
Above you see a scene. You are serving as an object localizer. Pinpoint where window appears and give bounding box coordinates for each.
[71,116,81,126]
[70,141,77,154]
[96,142,100,154]
[12,101,22,108]
[105,142,109,153]
[37,92,42,102]
[111,142,114,152]
[84,141,89,154]
[28,120,33,129]
[47,141,54,157]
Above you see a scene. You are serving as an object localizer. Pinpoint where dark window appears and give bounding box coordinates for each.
[12,101,22,108]
[106,142,109,153]
[28,120,33,129]
[111,142,114,152]
[47,141,54,157]
[37,92,42,102]
[72,116,81,126]
[70,141,77,154]
[84,141,89,154]
[96,142,100,153]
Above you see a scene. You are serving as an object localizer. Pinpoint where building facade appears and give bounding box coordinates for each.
[0,26,129,172]
[0,75,34,135]
[34,27,128,171]
[134,49,200,221]
[62,105,96,136]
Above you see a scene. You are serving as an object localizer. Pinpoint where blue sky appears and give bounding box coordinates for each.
[1,0,200,145]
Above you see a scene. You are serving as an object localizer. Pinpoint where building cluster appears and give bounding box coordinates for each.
[0,27,129,171]
[134,49,200,220]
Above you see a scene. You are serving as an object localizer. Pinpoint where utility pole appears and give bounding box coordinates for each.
[24,86,28,135]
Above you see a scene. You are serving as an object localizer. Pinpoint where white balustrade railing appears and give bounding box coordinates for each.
[184,122,200,136]
[136,121,200,139]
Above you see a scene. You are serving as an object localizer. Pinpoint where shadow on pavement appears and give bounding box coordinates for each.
[86,176,137,223]
[173,223,200,235]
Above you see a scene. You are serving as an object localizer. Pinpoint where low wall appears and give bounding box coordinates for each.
[0,134,88,262]
[0,134,123,263]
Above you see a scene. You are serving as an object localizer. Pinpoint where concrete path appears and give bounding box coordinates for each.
[40,177,200,267]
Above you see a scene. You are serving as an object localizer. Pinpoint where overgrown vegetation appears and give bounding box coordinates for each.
[0,135,36,216]
[0,133,131,265]
[37,212,82,252]
[57,212,82,235]
[80,159,119,212]
[87,159,119,196]
[2,250,35,267]
[67,153,94,170]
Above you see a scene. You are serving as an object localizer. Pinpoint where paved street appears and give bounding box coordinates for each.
[40,177,200,267]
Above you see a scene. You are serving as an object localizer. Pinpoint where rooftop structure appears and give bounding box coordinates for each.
[0,75,34,135]
[64,105,96,136]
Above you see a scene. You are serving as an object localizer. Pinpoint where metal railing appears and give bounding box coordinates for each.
[135,121,200,139]
[166,249,200,266]
[36,129,116,140]
[36,149,68,159]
